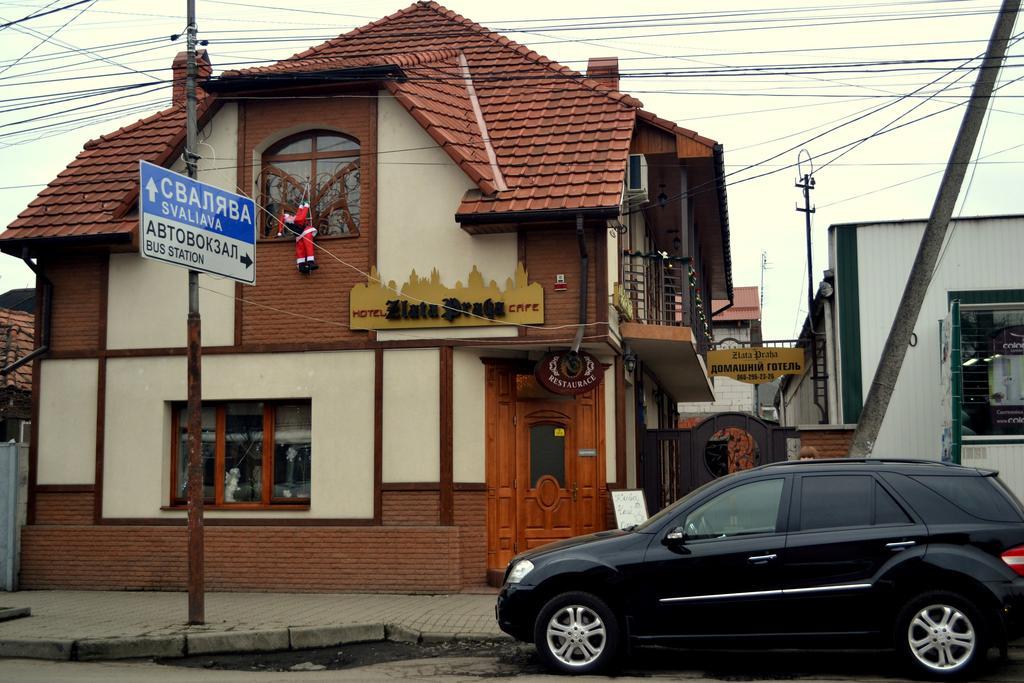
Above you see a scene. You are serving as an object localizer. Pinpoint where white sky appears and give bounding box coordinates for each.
[0,0,1020,340]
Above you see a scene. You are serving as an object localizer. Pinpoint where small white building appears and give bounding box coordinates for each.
[779,215,1024,492]
[680,286,761,419]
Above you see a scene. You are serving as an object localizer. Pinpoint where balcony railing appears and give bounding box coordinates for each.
[621,252,710,356]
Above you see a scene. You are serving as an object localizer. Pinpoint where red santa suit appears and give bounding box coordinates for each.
[293,203,318,273]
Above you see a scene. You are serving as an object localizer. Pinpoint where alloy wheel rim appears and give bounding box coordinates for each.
[546,605,607,667]
[907,603,976,671]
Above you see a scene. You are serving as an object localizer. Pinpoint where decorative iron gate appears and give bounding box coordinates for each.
[641,412,797,513]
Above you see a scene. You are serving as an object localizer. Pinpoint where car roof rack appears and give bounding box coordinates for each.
[761,458,960,468]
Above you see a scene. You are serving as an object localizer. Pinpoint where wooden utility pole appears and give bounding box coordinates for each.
[849,0,1020,456]
[184,0,204,624]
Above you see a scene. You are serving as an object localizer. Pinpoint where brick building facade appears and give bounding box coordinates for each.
[0,2,733,592]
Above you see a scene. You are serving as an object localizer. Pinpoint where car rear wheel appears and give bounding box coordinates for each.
[895,591,986,679]
[533,591,619,675]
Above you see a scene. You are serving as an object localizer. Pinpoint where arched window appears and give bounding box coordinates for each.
[260,130,360,238]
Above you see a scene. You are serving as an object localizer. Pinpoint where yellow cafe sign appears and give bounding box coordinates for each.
[350,262,544,330]
[707,347,805,384]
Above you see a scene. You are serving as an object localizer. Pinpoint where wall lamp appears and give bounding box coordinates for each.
[623,348,638,374]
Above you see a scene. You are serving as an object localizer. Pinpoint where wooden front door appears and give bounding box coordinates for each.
[517,402,576,551]
[485,364,606,584]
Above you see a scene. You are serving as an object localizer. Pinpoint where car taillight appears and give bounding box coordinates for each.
[1001,546,1024,576]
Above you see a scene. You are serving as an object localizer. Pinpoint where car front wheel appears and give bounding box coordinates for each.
[895,590,986,679]
[533,591,619,675]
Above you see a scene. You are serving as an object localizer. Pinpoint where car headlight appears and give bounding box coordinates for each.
[506,559,534,584]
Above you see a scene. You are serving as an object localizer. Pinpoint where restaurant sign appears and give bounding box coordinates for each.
[707,347,805,384]
[535,350,605,395]
[350,262,544,330]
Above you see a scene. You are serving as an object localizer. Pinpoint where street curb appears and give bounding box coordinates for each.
[0,607,30,623]
[0,638,74,661]
[0,623,511,661]
[291,623,384,650]
[77,635,186,661]
[188,629,289,656]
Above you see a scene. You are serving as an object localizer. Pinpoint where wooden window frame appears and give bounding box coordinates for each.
[259,129,361,240]
[169,400,312,510]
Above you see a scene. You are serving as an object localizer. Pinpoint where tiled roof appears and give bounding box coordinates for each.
[0,102,211,243]
[713,285,760,322]
[216,1,642,217]
[0,307,34,391]
[2,1,721,242]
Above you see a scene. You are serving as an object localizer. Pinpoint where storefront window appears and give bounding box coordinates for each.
[273,404,312,500]
[172,401,312,506]
[960,307,1024,437]
[260,130,360,239]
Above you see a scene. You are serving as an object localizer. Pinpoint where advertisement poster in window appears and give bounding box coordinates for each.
[990,326,1024,428]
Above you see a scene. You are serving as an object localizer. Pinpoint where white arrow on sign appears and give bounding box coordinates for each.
[145,178,159,203]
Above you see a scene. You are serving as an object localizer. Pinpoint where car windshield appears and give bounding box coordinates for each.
[634,477,723,531]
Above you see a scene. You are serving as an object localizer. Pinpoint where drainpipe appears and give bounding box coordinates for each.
[1,252,51,376]
[570,213,588,356]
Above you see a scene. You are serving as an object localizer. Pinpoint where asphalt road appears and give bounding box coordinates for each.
[5,646,1024,682]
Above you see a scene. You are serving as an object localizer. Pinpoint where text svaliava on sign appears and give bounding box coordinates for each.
[349,262,545,330]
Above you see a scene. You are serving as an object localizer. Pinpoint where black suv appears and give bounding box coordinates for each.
[496,459,1024,678]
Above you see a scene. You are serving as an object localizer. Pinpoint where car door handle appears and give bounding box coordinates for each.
[747,553,778,564]
[886,541,916,551]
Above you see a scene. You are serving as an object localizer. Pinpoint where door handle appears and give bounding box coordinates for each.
[886,541,916,551]
[747,553,777,564]
[572,482,578,502]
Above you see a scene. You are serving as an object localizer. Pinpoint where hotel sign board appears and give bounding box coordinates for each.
[138,161,256,284]
[350,263,544,330]
[707,347,805,384]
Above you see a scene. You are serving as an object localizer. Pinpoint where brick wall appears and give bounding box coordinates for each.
[23,488,489,591]
[523,227,600,341]
[239,95,376,347]
[799,428,855,458]
[34,491,93,525]
[382,490,439,526]
[45,254,106,353]
[455,490,486,588]
[20,525,464,592]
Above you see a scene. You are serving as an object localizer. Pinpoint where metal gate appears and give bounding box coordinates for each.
[641,412,796,513]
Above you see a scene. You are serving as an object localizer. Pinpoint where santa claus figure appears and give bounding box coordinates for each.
[292,201,318,273]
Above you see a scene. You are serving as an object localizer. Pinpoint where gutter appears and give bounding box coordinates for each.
[571,213,588,353]
[711,300,733,317]
[1,253,50,376]
[0,232,132,255]
[713,144,734,302]
[201,65,406,93]
[457,206,617,226]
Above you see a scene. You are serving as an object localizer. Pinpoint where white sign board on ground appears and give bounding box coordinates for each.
[610,489,649,529]
[139,160,256,284]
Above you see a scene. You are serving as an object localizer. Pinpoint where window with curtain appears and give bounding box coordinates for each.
[260,130,360,239]
[172,401,312,506]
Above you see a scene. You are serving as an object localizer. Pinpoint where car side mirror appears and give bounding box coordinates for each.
[664,526,685,544]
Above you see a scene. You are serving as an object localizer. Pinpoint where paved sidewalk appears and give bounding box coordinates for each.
[0,590,506,661]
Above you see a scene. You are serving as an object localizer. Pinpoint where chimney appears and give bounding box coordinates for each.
[586,56,619,92]
[172,49,212,107]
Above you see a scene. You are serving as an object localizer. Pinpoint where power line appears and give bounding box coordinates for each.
[0,0,89,30]
[0,0,93,76]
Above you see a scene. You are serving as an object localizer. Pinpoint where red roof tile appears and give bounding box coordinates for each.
[0,307,34,391]
[1,100,213,243]
[713,286,760,322]
[2,1,723,241]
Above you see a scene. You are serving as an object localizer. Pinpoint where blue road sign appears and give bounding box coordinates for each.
[139,160,256,284]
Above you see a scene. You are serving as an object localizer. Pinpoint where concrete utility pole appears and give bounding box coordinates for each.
[849,0,1020,456]
[184,0,204,625]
